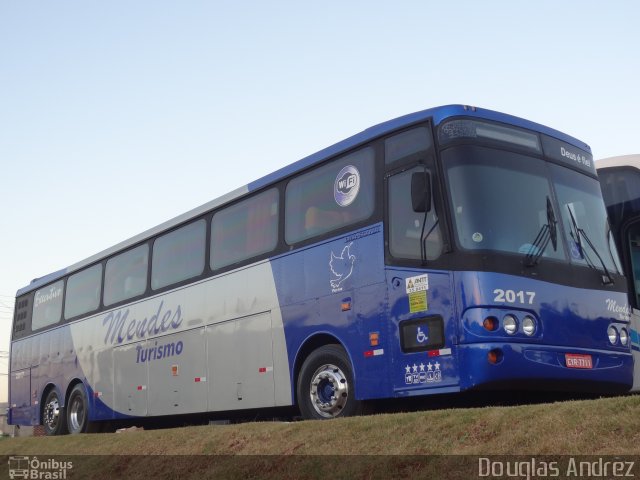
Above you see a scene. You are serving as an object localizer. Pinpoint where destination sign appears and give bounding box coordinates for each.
[541,135,595,176]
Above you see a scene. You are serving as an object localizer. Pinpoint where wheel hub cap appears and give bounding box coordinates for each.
[309,363,349,418]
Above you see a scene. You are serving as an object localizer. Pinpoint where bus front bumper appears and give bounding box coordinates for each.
[457,342,633,394]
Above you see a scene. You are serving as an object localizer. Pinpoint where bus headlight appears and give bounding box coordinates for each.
[607,325,619,345]
[503,315,517,335]
[522,316,536,336]
[619,328,629,346]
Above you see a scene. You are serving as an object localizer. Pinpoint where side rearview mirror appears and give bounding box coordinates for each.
[411,171,432,213]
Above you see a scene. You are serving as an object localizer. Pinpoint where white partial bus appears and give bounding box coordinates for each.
[597,154,640,390]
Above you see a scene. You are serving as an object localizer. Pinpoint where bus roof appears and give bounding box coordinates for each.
[17,104,591,296]
[596,154,640,171]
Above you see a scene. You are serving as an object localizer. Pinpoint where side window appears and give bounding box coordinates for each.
[64,264,102,319]
[285,147,375,244]
[388,167,443,261]
[104,244,149,306]
[152,220,206,290]
[211,189,279,270]
[385,127,442,261]
[385,127,432,167]
[32,280,64,331]
[628,224,640,308]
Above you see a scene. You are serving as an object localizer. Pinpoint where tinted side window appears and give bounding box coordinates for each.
[388,167,443,261]
[104,245,149,306]
[152,220,206,290]
[211,189,279,270]
[285,147,375,244]
[32,280,64,331]
[64,264,102,319]
[385,127,432,166]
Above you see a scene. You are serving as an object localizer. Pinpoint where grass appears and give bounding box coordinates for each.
[1,395,639,478]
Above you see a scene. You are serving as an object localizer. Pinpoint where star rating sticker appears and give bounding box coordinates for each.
[427,362,433,371]
[412,364,418,373]
[419,363,425,372]
[405,365,411,374]
[434,361,441,371]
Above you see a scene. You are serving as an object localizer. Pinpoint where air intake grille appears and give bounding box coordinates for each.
[12,295,31,339]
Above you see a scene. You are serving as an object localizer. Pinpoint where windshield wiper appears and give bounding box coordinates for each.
[566,205,615,285]
[525,196,557,267]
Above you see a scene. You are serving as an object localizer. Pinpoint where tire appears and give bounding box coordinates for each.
[42,389,68,436]
[66,384,90,434]
[297,344,363,420]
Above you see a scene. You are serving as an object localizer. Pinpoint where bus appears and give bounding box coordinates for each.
[9,105,633,435]
[597,154,640,389]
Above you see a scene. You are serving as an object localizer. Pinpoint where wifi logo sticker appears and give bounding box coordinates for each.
[334,165,360,207]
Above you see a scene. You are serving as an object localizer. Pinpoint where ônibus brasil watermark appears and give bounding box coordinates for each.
[8,456,73,479]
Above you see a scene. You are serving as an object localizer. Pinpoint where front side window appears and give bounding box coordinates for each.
[32,280,64,331]
[104,244,149,306]
[211,189,279,270]
[152,220,206,290]
[443,145,565,261]
[65,264,102,319]
[285,147,375,244]
[388,166,443,260]
[385,127,432,166]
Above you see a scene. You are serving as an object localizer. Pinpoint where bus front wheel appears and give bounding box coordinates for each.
[67,384,89,434]
[297,344,363,420]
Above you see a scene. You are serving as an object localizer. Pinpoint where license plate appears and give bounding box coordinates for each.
[565,353,593,369]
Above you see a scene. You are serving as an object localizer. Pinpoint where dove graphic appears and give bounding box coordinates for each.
[330,242,356,289]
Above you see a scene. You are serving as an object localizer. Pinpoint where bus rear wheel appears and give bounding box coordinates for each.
[43,389,67,436]
[297,344,362,420]
[67,384,89,434]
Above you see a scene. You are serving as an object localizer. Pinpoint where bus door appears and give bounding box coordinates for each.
[9,367,31,425]
[386,268,458,394]
[385,163,459,395]
[624,220,640,309]
[9,340,33,425]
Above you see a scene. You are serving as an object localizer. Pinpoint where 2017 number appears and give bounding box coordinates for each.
[493,289,536,305]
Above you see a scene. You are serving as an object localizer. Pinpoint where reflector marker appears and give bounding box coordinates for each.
[194,377,207,383]
[427,348,452,358]
[94,391,103,398]
[364,348,384,357]
[137,385,147,391]
[258,367,273,374]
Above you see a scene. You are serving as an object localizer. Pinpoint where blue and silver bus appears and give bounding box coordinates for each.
[9,105,632,435]
[597,154,640,389]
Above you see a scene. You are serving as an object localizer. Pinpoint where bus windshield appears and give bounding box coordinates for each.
[443,144,622,274]
[552,164,623,275]
[443,145,565,261]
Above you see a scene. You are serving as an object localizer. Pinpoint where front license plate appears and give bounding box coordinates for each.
[565,353,593,369]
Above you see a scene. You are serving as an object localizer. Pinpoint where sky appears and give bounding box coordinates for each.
[0,1,639,402]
